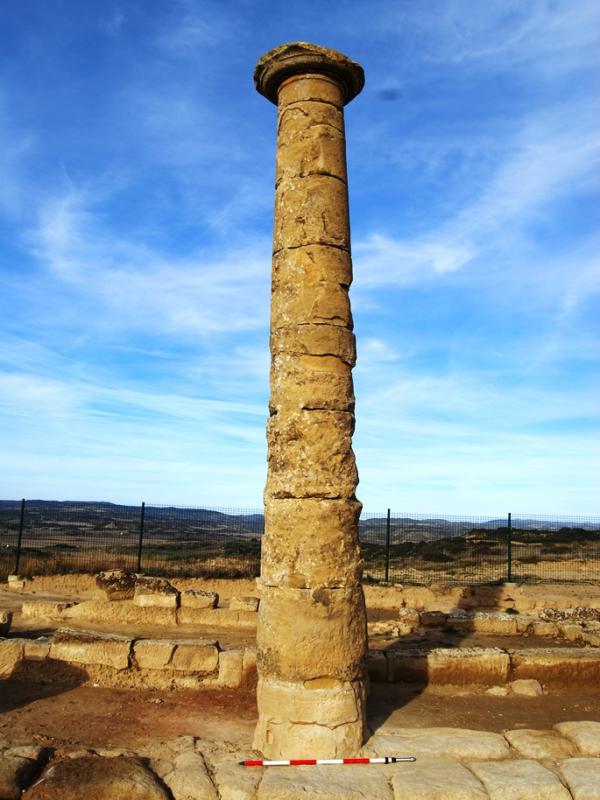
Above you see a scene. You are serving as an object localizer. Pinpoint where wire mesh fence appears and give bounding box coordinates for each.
[1,500,598,584]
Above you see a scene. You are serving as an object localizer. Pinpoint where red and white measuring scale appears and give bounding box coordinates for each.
[241,756,416,767]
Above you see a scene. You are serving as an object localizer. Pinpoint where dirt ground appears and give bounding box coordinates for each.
[3,677,600,755]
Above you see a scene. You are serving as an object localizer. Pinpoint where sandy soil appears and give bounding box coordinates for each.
[2,677,599,755]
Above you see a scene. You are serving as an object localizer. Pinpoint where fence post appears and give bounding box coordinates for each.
[136,502,146,573]
[384,508,391,583]
[14,498,26,575]
[507,512,513,582]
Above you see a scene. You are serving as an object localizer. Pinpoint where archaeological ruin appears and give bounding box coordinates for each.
[252,42,368,758]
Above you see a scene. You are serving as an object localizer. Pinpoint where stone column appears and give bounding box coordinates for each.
[253,42,367,759]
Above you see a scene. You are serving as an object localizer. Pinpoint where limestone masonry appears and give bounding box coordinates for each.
[253,42,367,758]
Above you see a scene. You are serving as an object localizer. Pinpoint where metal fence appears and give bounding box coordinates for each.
[1,500,598,584]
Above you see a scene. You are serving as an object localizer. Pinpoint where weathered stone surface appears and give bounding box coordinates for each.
[397,608,420,633]
[0,611,12,636]
[7,575,27,591]
[50,628,132,670]
[510,647,600,686]
[133,640,176,670]
[257,583,367,681]
[96,569,137,601]
[505,729,576,759]
[420,611,448,628]
[23,638,51,661]
[63,599,178,627]
[162,751,217,800]
[21,602,72,620]
[176,607,257,629]
[170,641,219,673]
[486,686,510,697]
[560,623,583,642]
[276,70,346,109]
[555,721,600,756]
[364,728,510,761]
[242,648,258,689]
[451,612,518,636]
[134,577,179,608]
[531,621,558,637]
[269,355,354,415]
[0,639,23,678]
[229,597,259,612]
[0,754,40,799]
[387,647,509,686]
[218,649,244,688]
[22,755,169,799]
[276,111,347,183]
[558,758,600,800]
[180,590,218,609]
[204,747,263,800]
[261,498,361,588]
[467,759,571,800]
[270,325,356,365]
[509,679,544,697]
[390,757,487,799]
[257,764,392,800]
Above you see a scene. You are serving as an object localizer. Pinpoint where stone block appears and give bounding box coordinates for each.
[505,729,576,759]
[177,607,257,630]
[218,649,244,688]
[467,759,571,800]
[531,621,558,638]
[253,676,366,759]
[364,727,510,761]
[7,575,27,591]
[256,583,367,681]
[273,174,350,251]
[257,764,392,800]
[554,721,600,756]
[21,755,170,799]
[270,325,355,366]
[420,611,448,628]
[0,638,24,678]
[21,602,72,620]
[387,647,509,686]
[277,72,345,109]
[24,638,51,661]
[170,641,219,673]
[509,678,544,697]
[180,590,218,609]
[95,569,137,601]
[0,754,40,800]
[261,498,361,588]
[276,116,347,185]
[390,757,487,799]
[265,409,357,499]
[397,608,420,633]
[204,747,262,800]
[50,628,132,670]
[559,623,583,642]
[583,632,600,647]
[162,751,217,800]
[270,355,354,416]
[0,610,12,636]
[368,650,388,682]
[133,576,179,608]
[229,596,259,612]
[558,757,600,800]
[470,612,518,636]
[134,640,176,670]
[510,647,600,686]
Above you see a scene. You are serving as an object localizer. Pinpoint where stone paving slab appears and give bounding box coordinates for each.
[390,757,487,799]
[467,759,571,800]
[558,758,600,800]
[555,722,600,757]
[364,727,510,761]
[257,764,393,800]
[505,729,577,759]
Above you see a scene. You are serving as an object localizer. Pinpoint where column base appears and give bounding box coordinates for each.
[252,676,367,758]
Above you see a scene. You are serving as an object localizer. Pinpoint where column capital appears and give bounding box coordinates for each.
[254,41,364,106]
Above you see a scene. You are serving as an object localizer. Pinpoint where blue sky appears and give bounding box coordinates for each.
[0,0,598,515]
